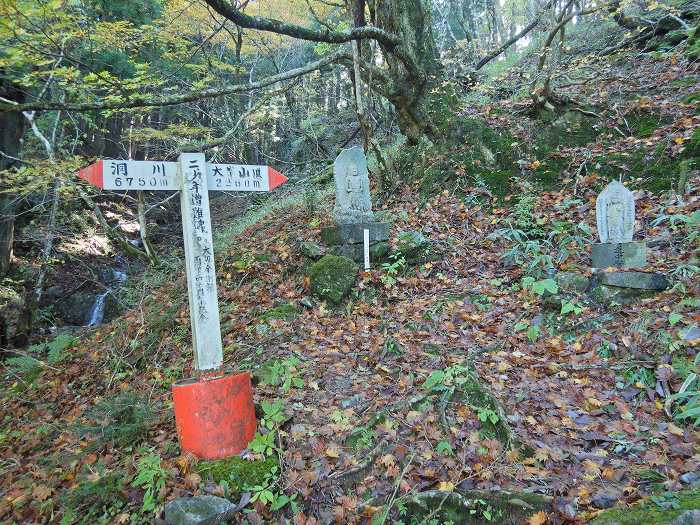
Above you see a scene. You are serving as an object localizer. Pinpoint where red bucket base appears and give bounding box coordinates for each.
[172,372,257,460]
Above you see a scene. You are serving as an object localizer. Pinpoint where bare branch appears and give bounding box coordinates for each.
[0,47,349,113]
[202,0,399,46]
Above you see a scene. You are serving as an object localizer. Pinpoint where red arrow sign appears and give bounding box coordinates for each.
[267,166,287,190]
[77,159,288,192]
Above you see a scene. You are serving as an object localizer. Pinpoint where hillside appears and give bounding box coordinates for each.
[1,46,700,524]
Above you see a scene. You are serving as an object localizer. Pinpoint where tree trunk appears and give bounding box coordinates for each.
[0,74,26,277]
[368,0,442,144]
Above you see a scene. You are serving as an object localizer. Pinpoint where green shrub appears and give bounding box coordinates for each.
[74,392,157,450]
[60,471,127,525]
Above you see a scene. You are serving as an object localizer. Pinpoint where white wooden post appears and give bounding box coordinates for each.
[178,153,223,371]
[363,228,370,271]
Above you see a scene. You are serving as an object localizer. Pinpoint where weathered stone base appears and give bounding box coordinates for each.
[591,241,646,269]
[330,241,390,263]
[589,271,670,305]
[321,222,390,245]
[549,270,670,307]
[594,270,669,290]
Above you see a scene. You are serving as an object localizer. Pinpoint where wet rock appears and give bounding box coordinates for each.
[299,241,324,260]
[45,286,62,300]
[55,291,121,326]
[681,472,700,486]
[164,495,233,525]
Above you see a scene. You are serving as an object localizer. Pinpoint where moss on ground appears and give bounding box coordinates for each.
[453,368,512,444]
[590,488,700,525]
[592,147,686,193]
[259,302,300,321]
[308,255,358,305]
[625,111,672,137]
[195,456,278,493]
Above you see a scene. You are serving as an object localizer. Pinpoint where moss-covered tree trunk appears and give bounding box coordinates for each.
[368,0,442,143]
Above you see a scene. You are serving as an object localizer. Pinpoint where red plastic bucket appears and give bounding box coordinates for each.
[172,372,257,460]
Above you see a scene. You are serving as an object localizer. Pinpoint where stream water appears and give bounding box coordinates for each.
[85,268,127,327]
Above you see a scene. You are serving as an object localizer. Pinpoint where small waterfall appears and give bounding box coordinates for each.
[86,291,109,326]
[85,268,128,327]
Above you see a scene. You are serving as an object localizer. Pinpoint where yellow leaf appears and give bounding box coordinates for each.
[325,445,340,459]
[528,510,548,525]
[668,423,685,436]
[379,454,396,468]
[674,137,686,145]
[437,481,455,492]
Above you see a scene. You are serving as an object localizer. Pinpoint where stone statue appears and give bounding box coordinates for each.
[596,180,634,244]
[332,146,374,225]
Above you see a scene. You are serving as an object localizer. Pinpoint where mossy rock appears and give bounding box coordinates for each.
[624,110,672,138]
[308,255,358,305]
[195,456,278,494]
[259,302,300,321]
[0,285,24,343]
[555,271,590,293]
[330,241,390,263]
[588,284,658,306]
[396,230,432,262]
[589,488,700,525]
[402,489,551,525]
[426,117,520,198]
[299,241,324,260]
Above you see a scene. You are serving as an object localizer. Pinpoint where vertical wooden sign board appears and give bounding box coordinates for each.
[179,153,223,371]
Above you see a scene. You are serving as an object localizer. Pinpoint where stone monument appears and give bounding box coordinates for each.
[321,147,389,262]
[591,180,646,269]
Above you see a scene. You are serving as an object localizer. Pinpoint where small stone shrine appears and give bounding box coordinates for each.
[592,180,646,269]
[321,147,389,262]
[586,179,669,303]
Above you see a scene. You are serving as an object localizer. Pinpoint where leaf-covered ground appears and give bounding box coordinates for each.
[1,51,699,525]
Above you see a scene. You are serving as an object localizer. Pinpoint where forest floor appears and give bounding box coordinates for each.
[1,50,699,525]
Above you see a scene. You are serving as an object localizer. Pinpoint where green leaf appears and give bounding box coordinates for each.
[561,301,576,315]
[423,370,445,390]
[527,324,540,343]
[514,320,529,331]
[270,494,290,511]
[436,440,453,455]
[532,279,558,296]
[678,405,700,419]
[669,312,683,326]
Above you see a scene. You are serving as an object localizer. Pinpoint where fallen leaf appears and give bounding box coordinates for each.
[32,485,52,502]
[528,510,548,525]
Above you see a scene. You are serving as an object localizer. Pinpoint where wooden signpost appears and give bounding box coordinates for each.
[77,153,288,459]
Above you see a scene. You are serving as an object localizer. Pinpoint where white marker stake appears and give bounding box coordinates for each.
[179,153,223,371]
[363,228,370,271]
